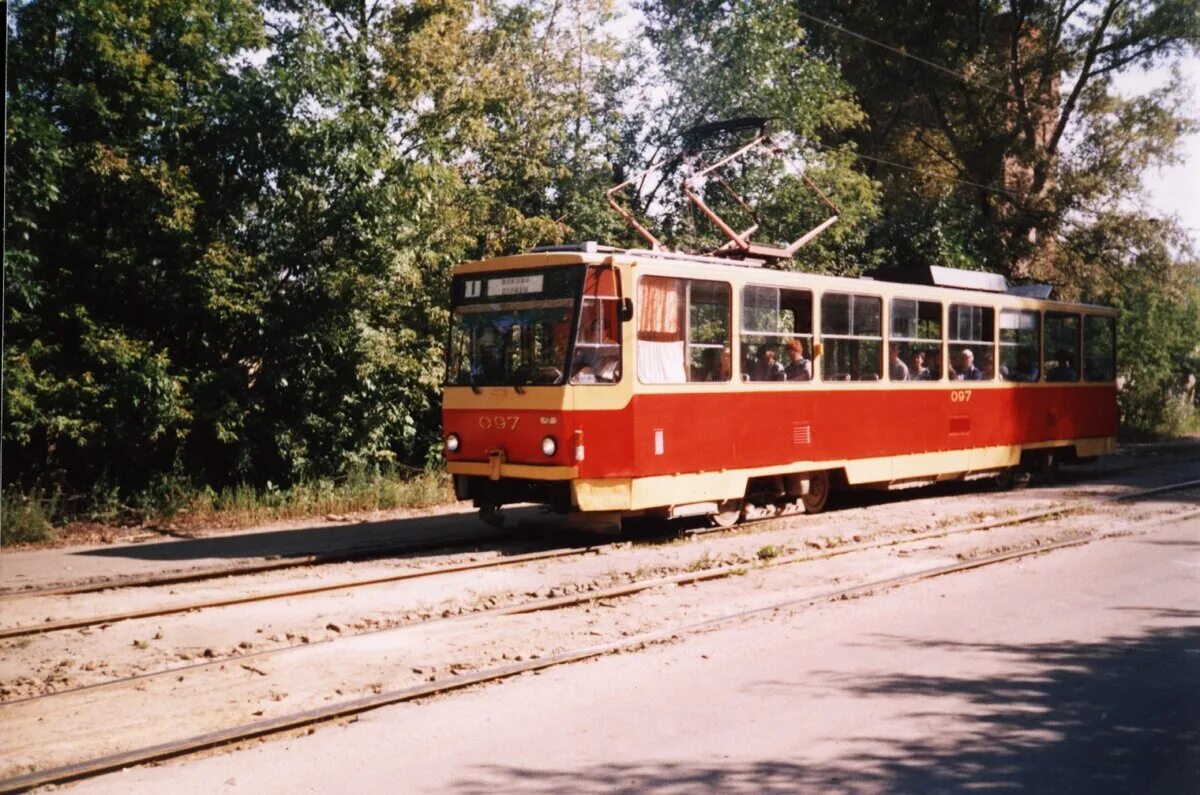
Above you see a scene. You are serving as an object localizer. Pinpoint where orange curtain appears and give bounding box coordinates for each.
[637,276,684,342]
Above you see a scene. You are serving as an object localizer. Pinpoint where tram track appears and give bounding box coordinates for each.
[3,499,1195,794]
[1,475,1196,646]
[3,445,1192,602]
[4,479,1196,710]
[0,545,599,641]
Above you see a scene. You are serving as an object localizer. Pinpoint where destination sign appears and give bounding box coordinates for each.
[487,274,544,297]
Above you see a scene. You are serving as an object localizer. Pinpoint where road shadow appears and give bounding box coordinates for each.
[73,507,600,563]
[449,614,1199,793]
[71,438,1199,564]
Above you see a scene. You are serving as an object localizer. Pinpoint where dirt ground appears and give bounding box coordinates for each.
[64,508,1200,793]
[0,445,1197,787]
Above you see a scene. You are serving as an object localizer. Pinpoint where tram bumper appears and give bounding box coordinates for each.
[448,460,577,514]
[447,462,634,514]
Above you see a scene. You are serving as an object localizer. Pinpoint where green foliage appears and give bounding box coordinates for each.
[4,0,640,522]
[636,0,880,273]
[5,0,1199,526]
[1112,266,1200,438]
[1,488,59,545]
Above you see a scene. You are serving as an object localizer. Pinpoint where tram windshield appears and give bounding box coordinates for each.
[447,266,597,387]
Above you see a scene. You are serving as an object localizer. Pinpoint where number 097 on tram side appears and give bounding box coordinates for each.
[441,245,1118,531]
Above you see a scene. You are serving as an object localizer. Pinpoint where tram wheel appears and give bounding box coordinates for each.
[710,500,743,528]
[993,467,1031,491]
[801,471,831,514]
[1037,451,1062,484]
[479,504,505,528]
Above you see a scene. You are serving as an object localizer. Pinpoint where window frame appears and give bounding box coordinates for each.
[947,302,996,381]
[635,274,731,385]
[1083,314,1117,382]
[1043,310,1082,383]
[820,291,883,382]
[569,264,623,385]
[998,308,1041,384]
[888,297,943,382]
[741,284,815,384]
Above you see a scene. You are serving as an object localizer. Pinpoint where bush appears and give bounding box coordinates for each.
[2,488,59,544]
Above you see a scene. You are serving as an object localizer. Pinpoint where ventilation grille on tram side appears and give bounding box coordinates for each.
[793,423,813,446]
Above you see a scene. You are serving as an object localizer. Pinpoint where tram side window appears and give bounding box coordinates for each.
[742,285,814,382]
[636,276,730,383]
[889,298,942,381]
[999,309,1040,382]
[688,281,732,382]
[570,266,622,384]
[821,292,882,381]
[1083,315,1116,381]
[948,304,995,380]
[1044,312,1081,382]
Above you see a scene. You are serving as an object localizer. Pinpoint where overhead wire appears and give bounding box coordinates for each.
[793,9,1019,102]
[786,9,1029,196]
[634,10,1036,219]
[808,141,1024,199]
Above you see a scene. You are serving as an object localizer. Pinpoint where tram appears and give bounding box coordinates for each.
[440,127,1118,530]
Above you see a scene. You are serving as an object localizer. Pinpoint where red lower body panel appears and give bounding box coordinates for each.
[443,385,1117,479]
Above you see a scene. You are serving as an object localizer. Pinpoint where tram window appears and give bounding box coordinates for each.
[821,292,882,381]
[948,304,995,381]
[688,281,732,382]
[636,276,730,383]
[1044,311,1081,382]
[1083,315,1116,381]
[889,298,942,381]
[999,309,1040,382]
[570,266,622,384]
[741,285,814,382]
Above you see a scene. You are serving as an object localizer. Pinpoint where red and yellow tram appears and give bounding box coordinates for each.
[441,243,1117,529]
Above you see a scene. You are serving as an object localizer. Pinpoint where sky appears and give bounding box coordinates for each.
[1112,57,1200,244]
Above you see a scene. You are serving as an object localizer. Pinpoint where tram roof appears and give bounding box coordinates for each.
[454,242,1114,313]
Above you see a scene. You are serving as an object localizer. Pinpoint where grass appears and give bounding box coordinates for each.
[180,470,452,529]
[1,469,455,545]
[756,544,780,561]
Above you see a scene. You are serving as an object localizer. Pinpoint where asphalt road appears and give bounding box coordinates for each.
[71,513,1199,794]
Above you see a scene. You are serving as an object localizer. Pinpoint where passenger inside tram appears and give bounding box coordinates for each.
[783,339,812,381]
[1003,351,1039,382]
[750,348,784,381]
[1046,351,1078,382]
[910,349,931,380]
[980,351,996,380]
[953,348,985,380]
[889,345,910,381]
[694,347,731,382]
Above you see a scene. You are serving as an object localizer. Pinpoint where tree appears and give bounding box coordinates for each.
[795,0,1200,282]
[5,0,267,494]
[4,0,645,502]
[635,0,879,274]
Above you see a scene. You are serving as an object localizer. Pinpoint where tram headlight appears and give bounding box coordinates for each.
[445,433,460,453]
[541,436,558,457]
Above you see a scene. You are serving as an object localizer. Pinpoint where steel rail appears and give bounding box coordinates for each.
[6,478,1198,711]
[0,546,597,641]
[4,505,1195,794]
